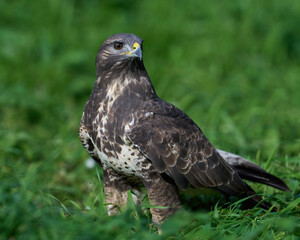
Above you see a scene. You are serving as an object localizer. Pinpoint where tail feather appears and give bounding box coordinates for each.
[234,165,290,191]
[217,149,290,192]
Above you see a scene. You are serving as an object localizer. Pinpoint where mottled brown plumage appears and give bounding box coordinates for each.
[79,33,290,223]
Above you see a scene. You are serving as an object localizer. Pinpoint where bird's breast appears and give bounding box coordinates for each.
[86,87,153,179]
[97,140,152,178]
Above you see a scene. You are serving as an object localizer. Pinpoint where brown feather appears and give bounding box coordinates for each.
[80,34,289,223]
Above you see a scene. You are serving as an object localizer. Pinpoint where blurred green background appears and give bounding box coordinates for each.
[0,0,299,239]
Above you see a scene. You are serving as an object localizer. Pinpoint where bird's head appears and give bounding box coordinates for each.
[96,33,144,75]
[94,33,155,95]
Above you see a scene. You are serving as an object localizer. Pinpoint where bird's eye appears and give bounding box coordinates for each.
[114,42,123,50]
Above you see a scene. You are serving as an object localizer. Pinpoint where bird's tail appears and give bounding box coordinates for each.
[217,149,290,192]
[233,165,290,191]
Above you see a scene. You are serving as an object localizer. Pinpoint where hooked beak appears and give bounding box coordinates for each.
[120,42,142,61]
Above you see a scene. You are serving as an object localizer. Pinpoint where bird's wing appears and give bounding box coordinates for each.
[126,99,246,191]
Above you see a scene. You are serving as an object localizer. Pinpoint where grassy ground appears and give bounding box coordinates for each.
[0,0,300,239]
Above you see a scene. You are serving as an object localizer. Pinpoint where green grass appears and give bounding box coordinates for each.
[0,0,299,239]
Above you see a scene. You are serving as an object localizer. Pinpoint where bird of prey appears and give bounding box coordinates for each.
[79,33,290,224]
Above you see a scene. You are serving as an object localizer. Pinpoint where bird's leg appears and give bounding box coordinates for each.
[143,175,181,224]
[103,168,139,215]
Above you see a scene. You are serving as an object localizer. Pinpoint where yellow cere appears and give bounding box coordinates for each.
[133,42,140,50]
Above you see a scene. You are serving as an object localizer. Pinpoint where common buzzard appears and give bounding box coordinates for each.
[79,33,289,224]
